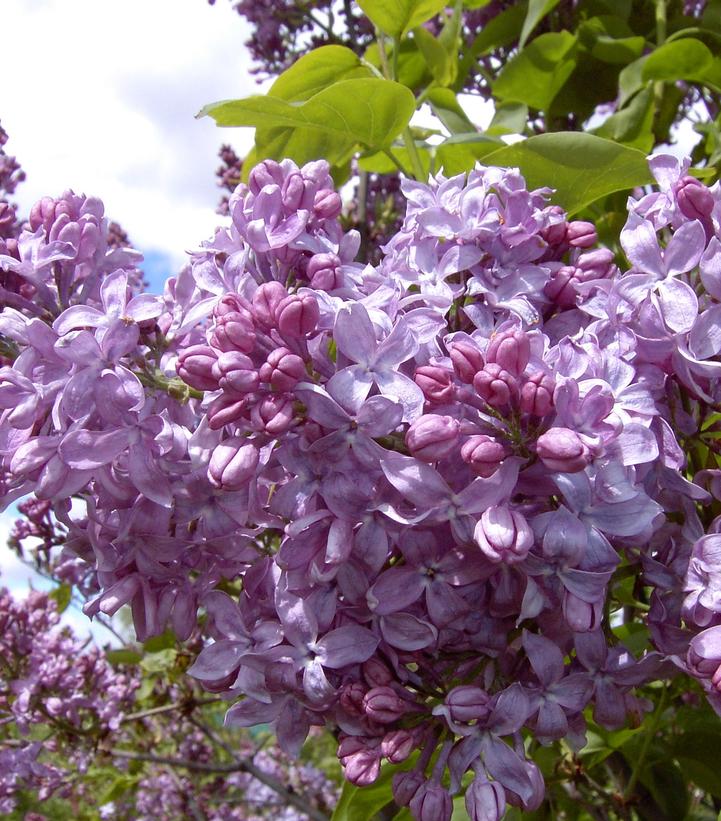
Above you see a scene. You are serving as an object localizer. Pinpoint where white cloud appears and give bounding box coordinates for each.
[3,0,263,270]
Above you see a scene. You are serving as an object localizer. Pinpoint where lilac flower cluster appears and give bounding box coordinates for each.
[2,151,721,819]
[0,587,138,814]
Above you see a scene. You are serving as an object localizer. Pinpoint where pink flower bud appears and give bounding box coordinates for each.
[415,365,454,403]
[393,771,426,807]
[276,294,320,338]
[381,730,415,763]
[536,427,591,473]
[363,657,394,688]
[207,394,248,430]
[473,363,519,409]
[466,777,506,821]
[363,686,408,724]
[258,347,306,391]
[307,252,343,290]
[0,202,16,237]
[208,438,259,490]
[338,737,381,786]
[564,592,602,632]
[566,220,597,248]
[675,175,715,222]
[541,209,567,247]
[281,171,304,211]
[410,782,452,821]
[212,351,259,395]
[486,329,530,377]
[339,683,367,716]
[475,505,534,564]
[449,340,484,383]
[446,686,492,723]
[576,248,615,280]
[520,371,555,417]
[29,196,58,233]
[461,435,507,478]
[314,188,342,220]
[252,281,288,327]
[176,345,219,392]
[211,310,256,354]
[250,394,295,434]
[543,265,579,307]
[406,414,460,462]
[248,159,283,194]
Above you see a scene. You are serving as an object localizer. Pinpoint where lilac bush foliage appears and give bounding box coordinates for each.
[2,151,721,819]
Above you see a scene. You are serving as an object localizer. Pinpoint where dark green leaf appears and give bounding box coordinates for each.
[426,87,477,134]
[49,583,72,614]
[100,775,136,805]
[638,759,690,821]
[436,133,503,175]
[642,38,713,83]
[105,648,143,666]
[494,31,578,111]
[593,85,655,151]
[481,133,652,214]
[332,761,405,820]
[357,0,449,39]
[519,0,561,49]
[456,2,526,90]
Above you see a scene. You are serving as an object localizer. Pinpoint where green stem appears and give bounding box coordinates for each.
[622,685,668,802]
[403,127,426,180]
[382,148,412,177]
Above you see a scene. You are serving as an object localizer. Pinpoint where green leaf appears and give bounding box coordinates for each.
[358,144,432,177]
[519,0,561,49]
[452,795,472,820]
[143,629,176,652]
[413,27,453,85]
[481,132,652,215]
[105,648,143,666]
[49,583,72,614]
[673,732,721,796]
[332,762,402,820]
[487,101,529,136]
[592,84,655,151]
[618,55,648,107]
[140,648,178,674]
[365,40,428,89]
[642,38,714,84]
[494,31,578,111]
[356,0,449,39]
[436,133,503,175]
[200,78,416,165]
[100,775,136,805]
[578,16,645,64]
[637,759,690,821]
[266,46,369,102]
[426,87,476,134]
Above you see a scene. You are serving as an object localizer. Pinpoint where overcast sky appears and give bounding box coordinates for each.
[3,0,261,282]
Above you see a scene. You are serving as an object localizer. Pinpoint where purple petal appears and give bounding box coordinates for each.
[126,293,163,322]
[380,450,450,508]
[334,303,377,365]
[380,613,437,651]
[315,625,379,668]
[53,305,105,335]
[59,428,129,469]
[374,370,425,422]
[225,697,282,727]
[620,213,664,278]
[664,219,705,276]
[187,639,247,680]
[368,567,425,615]
[700,237,721,300]
[522,631,563,687]
[657,277,698,334]
[100,269,128,316]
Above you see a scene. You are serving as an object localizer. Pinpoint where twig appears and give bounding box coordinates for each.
[120,697,223,724]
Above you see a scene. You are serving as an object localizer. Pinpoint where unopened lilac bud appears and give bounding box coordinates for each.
[676,175,715,222]
[543,265,579,307]
[363,657,394,688]
[29,196,57,233]
[250,394,295,434]
[446,686,492,723]
[474,505,533,564]
[338,738,381,786]
[212,351,259,395]
[176,345,219,392]
[449,340,484,383]
[248,159,283,194]
[536,427,591,473]
[566,220,597,248]
[415,364,454,403]
[281,171,305,211]
[393,771,426,806]
[314,188,342,220]
[208,438,259,490]
[520,371,555,417]
[363,686,408,724]
[258,347,306,391]
[473,363,519,409]
[276,294,320,338]
[406,414,460,461]
[307,252,343,290]
[211,310,255,354]
[410,782,453,821]
[461,435,507,478]
[252,281,288,327]
[381,730,415,763]
[541,208,567,247]
[486,329,530,377]
[576,248,616,280]
[207,394,248,430]
[339,682,367,716]
[0,202,16,237]
[466,776,506,821]
[564,592,602,632]
[688,626,721,688]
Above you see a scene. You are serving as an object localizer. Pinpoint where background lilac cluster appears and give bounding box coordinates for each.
[2,150,721,820]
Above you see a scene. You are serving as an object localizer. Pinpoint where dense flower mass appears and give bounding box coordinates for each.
[2,150,721,819]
